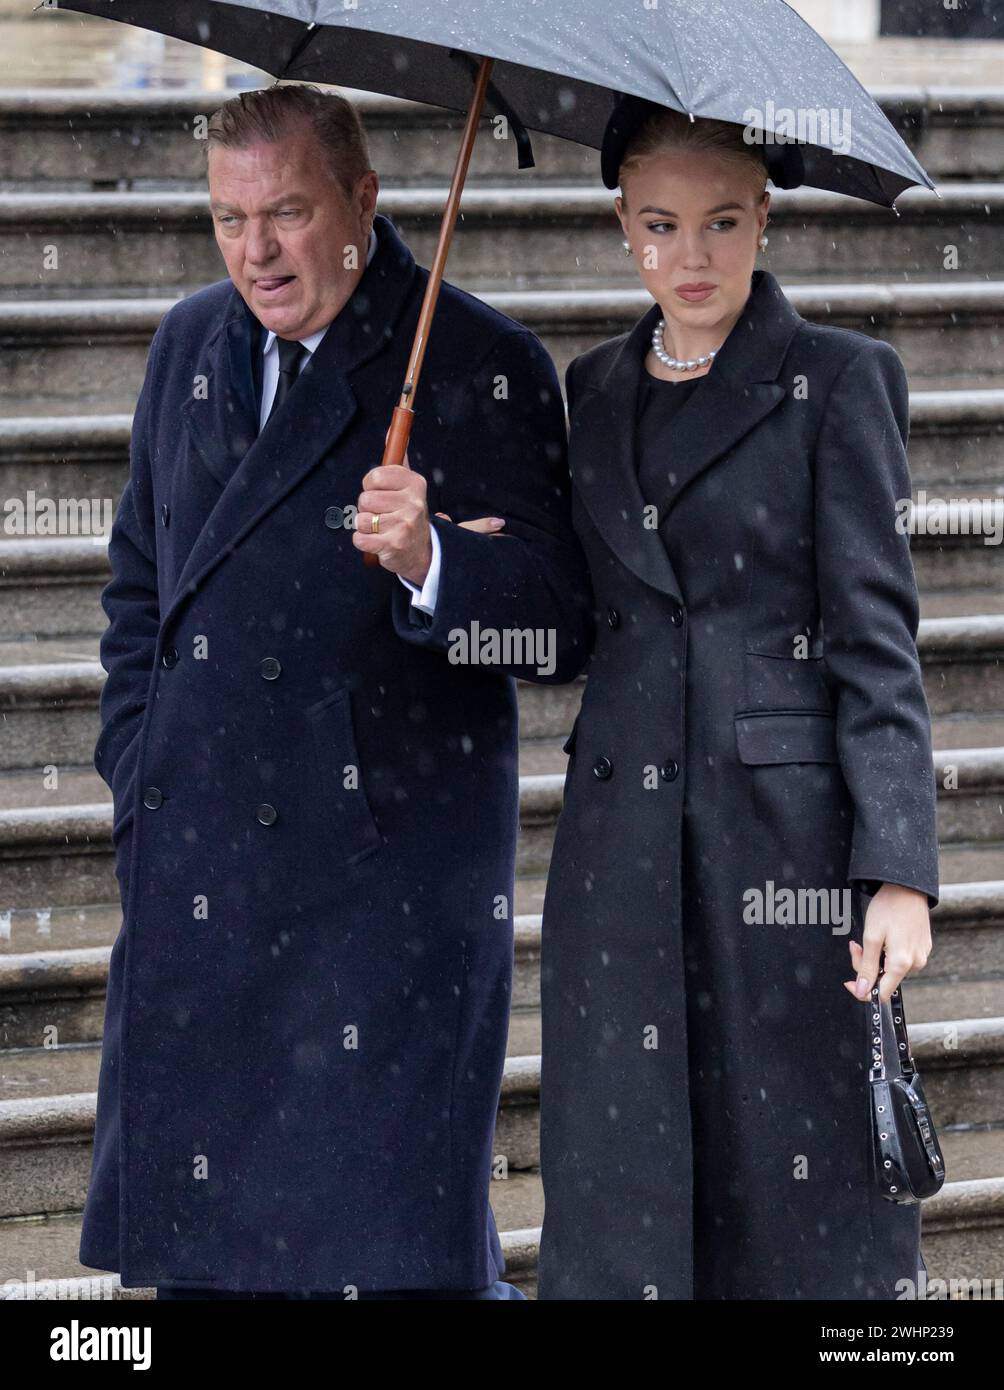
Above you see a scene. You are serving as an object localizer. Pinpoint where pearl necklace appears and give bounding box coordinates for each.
[651,318,721,372]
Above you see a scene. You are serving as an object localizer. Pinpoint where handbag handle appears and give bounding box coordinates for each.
[867,973,917,1083]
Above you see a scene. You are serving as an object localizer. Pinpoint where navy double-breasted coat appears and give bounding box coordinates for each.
[537,269,941,1300]
[79,212,593,1291]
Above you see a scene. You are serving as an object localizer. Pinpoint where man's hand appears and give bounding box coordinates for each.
[353,448,505,582]
[353,449,433,584]
[844,882,932,1004]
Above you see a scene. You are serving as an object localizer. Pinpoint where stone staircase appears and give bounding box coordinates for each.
[1,87,1003,1301]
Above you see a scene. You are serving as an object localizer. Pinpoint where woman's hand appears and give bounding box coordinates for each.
[434,511,506,534]
[371,430,507,541]
[845,883,932,1004]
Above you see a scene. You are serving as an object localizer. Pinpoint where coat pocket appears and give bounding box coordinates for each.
[734,709,839,765]
[743,651,834,713]
[109,726,142,849]
[305,687,383,866]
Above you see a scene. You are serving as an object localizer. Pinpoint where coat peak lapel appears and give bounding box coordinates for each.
[178,308,259,491]
[634,270,802,521]
[571,332,683,603]
[167,214,419,629]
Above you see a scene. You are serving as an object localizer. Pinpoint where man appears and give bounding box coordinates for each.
[79,83,593,1298]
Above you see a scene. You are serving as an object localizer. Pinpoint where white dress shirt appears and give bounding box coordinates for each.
[259,226,442,616]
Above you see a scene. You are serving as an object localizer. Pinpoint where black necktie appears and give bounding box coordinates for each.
[265,337,308,425]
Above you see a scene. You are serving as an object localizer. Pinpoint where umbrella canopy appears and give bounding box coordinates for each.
[57,0,935,207]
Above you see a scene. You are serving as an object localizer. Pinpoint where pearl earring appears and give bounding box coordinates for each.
[758,234,768,250]
[622,239,632,255]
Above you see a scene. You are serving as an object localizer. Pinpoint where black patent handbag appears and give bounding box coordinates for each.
[869,976,946,1203]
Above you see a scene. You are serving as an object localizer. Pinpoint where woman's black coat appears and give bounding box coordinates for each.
[538,268,940,1300]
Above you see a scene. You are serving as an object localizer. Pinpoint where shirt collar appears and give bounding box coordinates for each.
[261,226,377,358]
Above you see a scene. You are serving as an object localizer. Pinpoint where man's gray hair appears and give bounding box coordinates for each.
[205,83,372,200]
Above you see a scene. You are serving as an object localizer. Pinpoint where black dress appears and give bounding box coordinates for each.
[635,369,706,512]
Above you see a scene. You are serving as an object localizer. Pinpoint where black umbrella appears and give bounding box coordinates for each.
[52,0,937,202]
[52,0,937,558]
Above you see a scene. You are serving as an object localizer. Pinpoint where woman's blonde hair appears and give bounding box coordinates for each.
[619,109,768,201]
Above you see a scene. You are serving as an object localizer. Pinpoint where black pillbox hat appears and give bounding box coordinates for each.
[600,94,804,191]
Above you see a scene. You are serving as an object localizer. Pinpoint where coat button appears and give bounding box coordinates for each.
[260,657,282,680]
[660,759,680,782]
[161,646,179,668]
[256,803,278,825]
[607,607,620,629]
[324,505,345,529]
[143,787,163,809]
[592,756,613,780]
[161,503,170,527]
[669,602,685,627]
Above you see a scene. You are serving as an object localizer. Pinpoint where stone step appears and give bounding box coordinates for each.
[498,1131,1004,1292]
[926,592,1004,620]
[3,280,1002,417]
[3,875,1003,1027]
[934,715,1004,749]
[0,390,996,504]
[0,724,1003,903]
[1,609,1001,766]
[5,876,1003,1051]
[0,1197,541,1299]
[919,880,1004,981]
[918,615,1004,718]
[2,479,1002,643]
[0,86,999,191]
[0,654,580,768]
[0,1015,1000,1213]
[907,390,1004,498]
[0,1042,543,1223]
[11,648,1004,761]
[0,904,119,958]
[0,184,1001,298]
[0,1210,540,1298]
[0,675,995,783]
[911,509,1004,616]
[0,882,551,962]
[941,848,1004,883]
[0,1116,1000,1298]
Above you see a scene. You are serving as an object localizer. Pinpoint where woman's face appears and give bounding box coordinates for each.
[615,147,769,340]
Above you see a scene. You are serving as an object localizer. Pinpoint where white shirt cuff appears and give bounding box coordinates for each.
[396,524,442,615]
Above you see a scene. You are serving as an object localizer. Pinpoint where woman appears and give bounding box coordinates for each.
[537,100,940,1300]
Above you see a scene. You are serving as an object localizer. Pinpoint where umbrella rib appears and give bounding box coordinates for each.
[650,22,694,116]
[276,18,318,82]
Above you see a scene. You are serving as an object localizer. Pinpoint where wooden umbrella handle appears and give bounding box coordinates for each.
[363,53,495,566]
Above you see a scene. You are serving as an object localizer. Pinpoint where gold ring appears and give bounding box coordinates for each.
[371,513,380,534]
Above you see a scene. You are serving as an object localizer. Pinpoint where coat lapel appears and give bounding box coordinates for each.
[166,213,419,630]
[571,269,803,605]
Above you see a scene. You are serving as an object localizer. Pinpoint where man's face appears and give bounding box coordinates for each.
[208,120,379,339]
